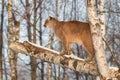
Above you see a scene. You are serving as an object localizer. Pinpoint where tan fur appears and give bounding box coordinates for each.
[44,16,94,62]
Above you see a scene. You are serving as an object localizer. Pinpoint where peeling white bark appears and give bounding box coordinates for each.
[9,41,98,75]
[9,41,120,79]
[86,0,110,79]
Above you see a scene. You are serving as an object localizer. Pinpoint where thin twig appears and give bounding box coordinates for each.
[102,37,120,69]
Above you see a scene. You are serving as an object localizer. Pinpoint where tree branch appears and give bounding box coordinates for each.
[102,37,120,69]
[9,41,98,75]
[9,41,120,79]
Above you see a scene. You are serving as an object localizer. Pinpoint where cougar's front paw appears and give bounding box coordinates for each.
[60,50,73,55]
[67,49,73,55]
[60,50,68,55]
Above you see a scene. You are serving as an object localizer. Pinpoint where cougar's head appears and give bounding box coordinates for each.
[44,16,56,28]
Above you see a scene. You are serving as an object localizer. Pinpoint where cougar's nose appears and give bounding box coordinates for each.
[44,24,46,27]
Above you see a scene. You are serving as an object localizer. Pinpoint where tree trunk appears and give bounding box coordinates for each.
[30,0,37,80]
[38,0,45,79]
[8,0,17,80]
[99,0,106,39]
[0,0,4,79]
[86,0,109,79]
[26,0,32,41]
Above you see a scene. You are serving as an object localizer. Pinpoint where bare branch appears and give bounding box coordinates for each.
[9,41,120,78]
[102,37,120,69]
[9,41,98,75]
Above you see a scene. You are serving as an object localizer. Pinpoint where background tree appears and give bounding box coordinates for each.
[7,0,17,80]
[30,0,37,79]
[0,0,4,79]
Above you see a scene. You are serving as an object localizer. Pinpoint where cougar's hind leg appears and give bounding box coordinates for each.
[82,33,94,62]
[83,41,94,62]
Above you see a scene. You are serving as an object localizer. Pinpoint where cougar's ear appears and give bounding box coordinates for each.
[48,16,52,20]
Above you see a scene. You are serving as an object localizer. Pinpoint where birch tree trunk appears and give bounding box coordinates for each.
[8,0,17,80]
[47,63,52,80]
[98,0,106,50]
[86,0,109,79]
[99,0,106,40]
